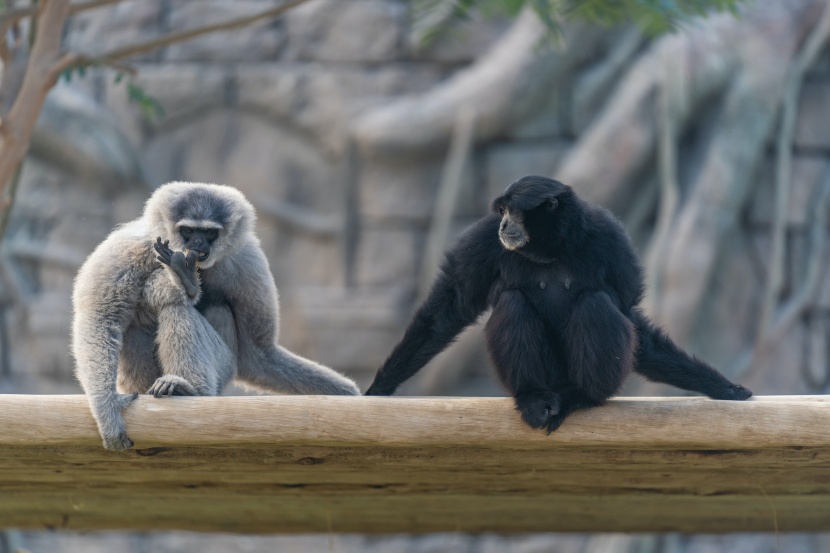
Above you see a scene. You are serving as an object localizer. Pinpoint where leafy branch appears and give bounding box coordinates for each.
[412,0,745,43]
[0,0,124,27]
[0,0,314,247]
[60,62,162,122]
[53,0,313,74]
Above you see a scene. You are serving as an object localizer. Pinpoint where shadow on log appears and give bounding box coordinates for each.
[0,395,829,533]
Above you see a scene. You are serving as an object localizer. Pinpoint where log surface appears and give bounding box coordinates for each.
[0,394,828,533]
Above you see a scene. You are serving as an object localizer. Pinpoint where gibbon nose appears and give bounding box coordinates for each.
[500,219,507,231]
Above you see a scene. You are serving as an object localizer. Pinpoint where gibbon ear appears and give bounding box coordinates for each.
[544,196,559,211]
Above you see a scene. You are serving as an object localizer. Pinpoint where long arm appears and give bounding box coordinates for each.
[366,216,501,396]
[72,240,147,450]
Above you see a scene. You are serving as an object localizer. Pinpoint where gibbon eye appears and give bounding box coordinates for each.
[205,229,219,241]
[546,198,559,210]
[180,226,193,237]
[498,206,506,216]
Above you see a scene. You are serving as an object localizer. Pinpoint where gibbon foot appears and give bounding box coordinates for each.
[709,383,753,401]
[154,237,200,299]
[543,411,569,435]
[514,390,561,433]
[148,375,198,398]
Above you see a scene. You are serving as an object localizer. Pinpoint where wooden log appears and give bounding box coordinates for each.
[0,395,829,533]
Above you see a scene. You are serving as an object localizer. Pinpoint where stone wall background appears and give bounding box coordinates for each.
[4,0,828,399]
[1,0,514,395]
[1,0,830,551]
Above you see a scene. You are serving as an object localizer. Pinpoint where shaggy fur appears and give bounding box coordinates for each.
[366,176,751,432]
[73,181,359,451]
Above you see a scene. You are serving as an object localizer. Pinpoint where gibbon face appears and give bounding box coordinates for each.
[177,224,219,263]
[491,177,567,253]
[146,181,255,270]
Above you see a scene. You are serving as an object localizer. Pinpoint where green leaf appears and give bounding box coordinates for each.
[125,81,166,123]
[412,0,746,43]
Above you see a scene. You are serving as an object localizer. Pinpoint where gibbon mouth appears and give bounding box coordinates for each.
[499,231,529,251]
[186,249,210,262]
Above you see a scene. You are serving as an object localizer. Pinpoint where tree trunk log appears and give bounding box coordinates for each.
[0,0,70,197]
[1,395,829,533]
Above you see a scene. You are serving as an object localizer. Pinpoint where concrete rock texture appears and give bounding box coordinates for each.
[4,0,828,398]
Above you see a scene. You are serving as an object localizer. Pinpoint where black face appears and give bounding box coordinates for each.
[179,226,219,261]
[493,194,559,252]
[491,176,574,261]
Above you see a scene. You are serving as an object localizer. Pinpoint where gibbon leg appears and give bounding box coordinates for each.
[631,310,752,400]
[150,304,234,397]
[236,339,359,396]
[485,290,563,431]
[562,290,635,405]
[541,386,602,433]
[200,303,238,391]
[117,325,162,394]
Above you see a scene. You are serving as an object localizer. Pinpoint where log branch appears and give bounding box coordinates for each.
[1,395,830,533]
[0,0,124,27]
[351,10,608,157]
[0,0,71,199]
[54,0,313,74]
[254,195,341,239]
[757,1,830,342]
[730,165,830,378]
[650,2,820,342]
[418,107,475,300]
[556,7,766,212]
[642,47,684,319]
[725,2,830,379]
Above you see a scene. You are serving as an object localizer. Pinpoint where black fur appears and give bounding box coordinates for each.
[366,176,752,432]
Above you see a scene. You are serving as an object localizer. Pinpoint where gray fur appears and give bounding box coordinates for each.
[72,181,360,451]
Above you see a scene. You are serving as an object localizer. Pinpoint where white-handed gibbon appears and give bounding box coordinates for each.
[73,181,359,450]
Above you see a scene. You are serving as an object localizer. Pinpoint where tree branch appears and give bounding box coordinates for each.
[409,109,478,395]
[253,195,341,239]
[766,174,830,345]
[352,10,608,157]
[756,0,830,344]
[0,0,71,200]
[650,2,820,343]
[419,107,475,301]
[0,0,124,27]
[642,46,684,319]
[729,164,830,378]
[0,162,23,243]
[63,53,137,76]
[55,0,313,74]
[556,10,748,212]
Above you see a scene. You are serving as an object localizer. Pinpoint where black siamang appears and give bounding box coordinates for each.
[366,176,752,432]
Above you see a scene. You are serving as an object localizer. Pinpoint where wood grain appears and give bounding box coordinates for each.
[1,395,829,533]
